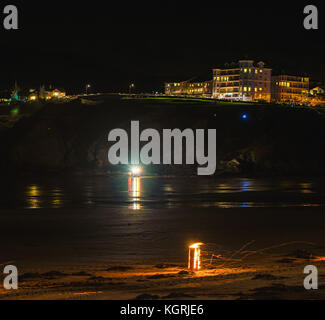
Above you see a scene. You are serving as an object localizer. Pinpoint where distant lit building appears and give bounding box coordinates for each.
[164,59,314,105]
[28,93,38,101]
[310,86,325,96]
[212,60,272,102]
[165,82,184,95]
[309,86,325,106]
[271,75,309,104]
[39,85,66,100]
[50,88,66,99]
[165,79,212,97]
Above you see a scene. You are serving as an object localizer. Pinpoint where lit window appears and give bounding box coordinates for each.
[244,69,247,73]
[259,88,262,91]
[254,88,257,92]
[260,69,263,73]
[248,87,251,92]
[243,87,247,92]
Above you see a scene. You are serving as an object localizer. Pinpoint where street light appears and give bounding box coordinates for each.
[86,84,91,95]
[129,83,135,94]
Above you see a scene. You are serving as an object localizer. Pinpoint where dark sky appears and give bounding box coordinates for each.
[1,1,324,93]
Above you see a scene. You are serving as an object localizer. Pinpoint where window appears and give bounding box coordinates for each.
[244,69,247,73]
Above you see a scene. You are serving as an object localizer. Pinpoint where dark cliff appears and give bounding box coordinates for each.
[2,96,325,176]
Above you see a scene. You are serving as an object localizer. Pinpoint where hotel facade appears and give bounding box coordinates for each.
[165,59,314,105]
[212,60,271,102]
[271,75,309,104]
[165,80,212,97]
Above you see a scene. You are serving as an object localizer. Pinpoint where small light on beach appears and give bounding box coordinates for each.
[188,242,203,271]
[241,113,248,120]
[130,166,142,176]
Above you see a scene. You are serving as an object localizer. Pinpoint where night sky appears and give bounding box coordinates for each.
[1,1,323,93]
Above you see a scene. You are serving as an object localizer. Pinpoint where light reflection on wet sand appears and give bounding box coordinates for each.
[12,176,324,210]
[0,175,324,280]
[128,177,141,211]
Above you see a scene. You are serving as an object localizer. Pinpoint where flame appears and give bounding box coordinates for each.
[190,242,203,249]
[188,242,203,271]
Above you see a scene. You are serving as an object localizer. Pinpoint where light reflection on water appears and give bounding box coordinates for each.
[26,185,41,209]
[3,176,324,210]
[128,177,141,211]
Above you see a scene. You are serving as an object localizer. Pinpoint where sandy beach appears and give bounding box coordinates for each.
[1,252,325,300]
[0,188,324,300]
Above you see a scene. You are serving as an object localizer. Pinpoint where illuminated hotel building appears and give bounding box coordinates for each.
[165,80,212,97]
[165,81,185,95]
[271,75,309,104]
[212,60,272,102]
[164,60,314,105]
